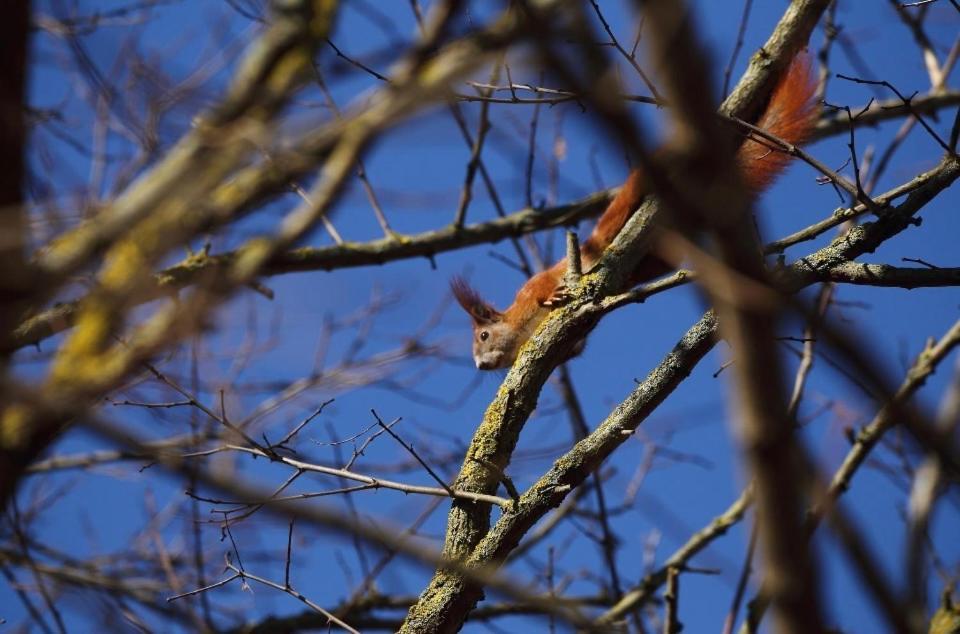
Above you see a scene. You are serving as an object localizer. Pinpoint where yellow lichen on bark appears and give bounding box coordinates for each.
[46,299,118,389]
[0,404,31,450]
[308,0,339,38]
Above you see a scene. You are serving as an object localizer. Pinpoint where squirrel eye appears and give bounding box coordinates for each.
[479,331,489,342]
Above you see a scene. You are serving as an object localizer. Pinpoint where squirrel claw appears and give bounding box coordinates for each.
[541,284,571,307]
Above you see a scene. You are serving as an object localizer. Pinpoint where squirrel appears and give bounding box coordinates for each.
[452,54,820,370]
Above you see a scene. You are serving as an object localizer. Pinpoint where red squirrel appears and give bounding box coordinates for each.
[452,54,820,370]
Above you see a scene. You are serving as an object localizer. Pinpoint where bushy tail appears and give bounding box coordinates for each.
[581,53,819,264]
[737,53,820,193]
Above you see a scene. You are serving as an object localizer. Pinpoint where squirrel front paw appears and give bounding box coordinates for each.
[540,284,571,308]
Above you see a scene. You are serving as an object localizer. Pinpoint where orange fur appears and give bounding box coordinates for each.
[738,54,820,193]
[453,54,820,370]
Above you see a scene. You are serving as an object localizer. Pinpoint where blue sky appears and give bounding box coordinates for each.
[6,1,960,632]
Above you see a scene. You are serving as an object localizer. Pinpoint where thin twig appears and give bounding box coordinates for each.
[371,410,455,497]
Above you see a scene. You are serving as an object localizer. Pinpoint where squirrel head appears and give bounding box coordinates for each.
[450,277,521,370]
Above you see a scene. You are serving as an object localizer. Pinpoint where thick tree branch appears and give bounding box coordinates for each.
[815,262,960,288]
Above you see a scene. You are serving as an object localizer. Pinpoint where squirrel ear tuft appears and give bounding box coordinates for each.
[450,276,502,325]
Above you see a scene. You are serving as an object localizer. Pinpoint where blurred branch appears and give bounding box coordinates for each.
[740,310,960,634]
[5,187,614,353]
[641,1,823,629]
[0,0,32,359]
[0,546,196,626]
